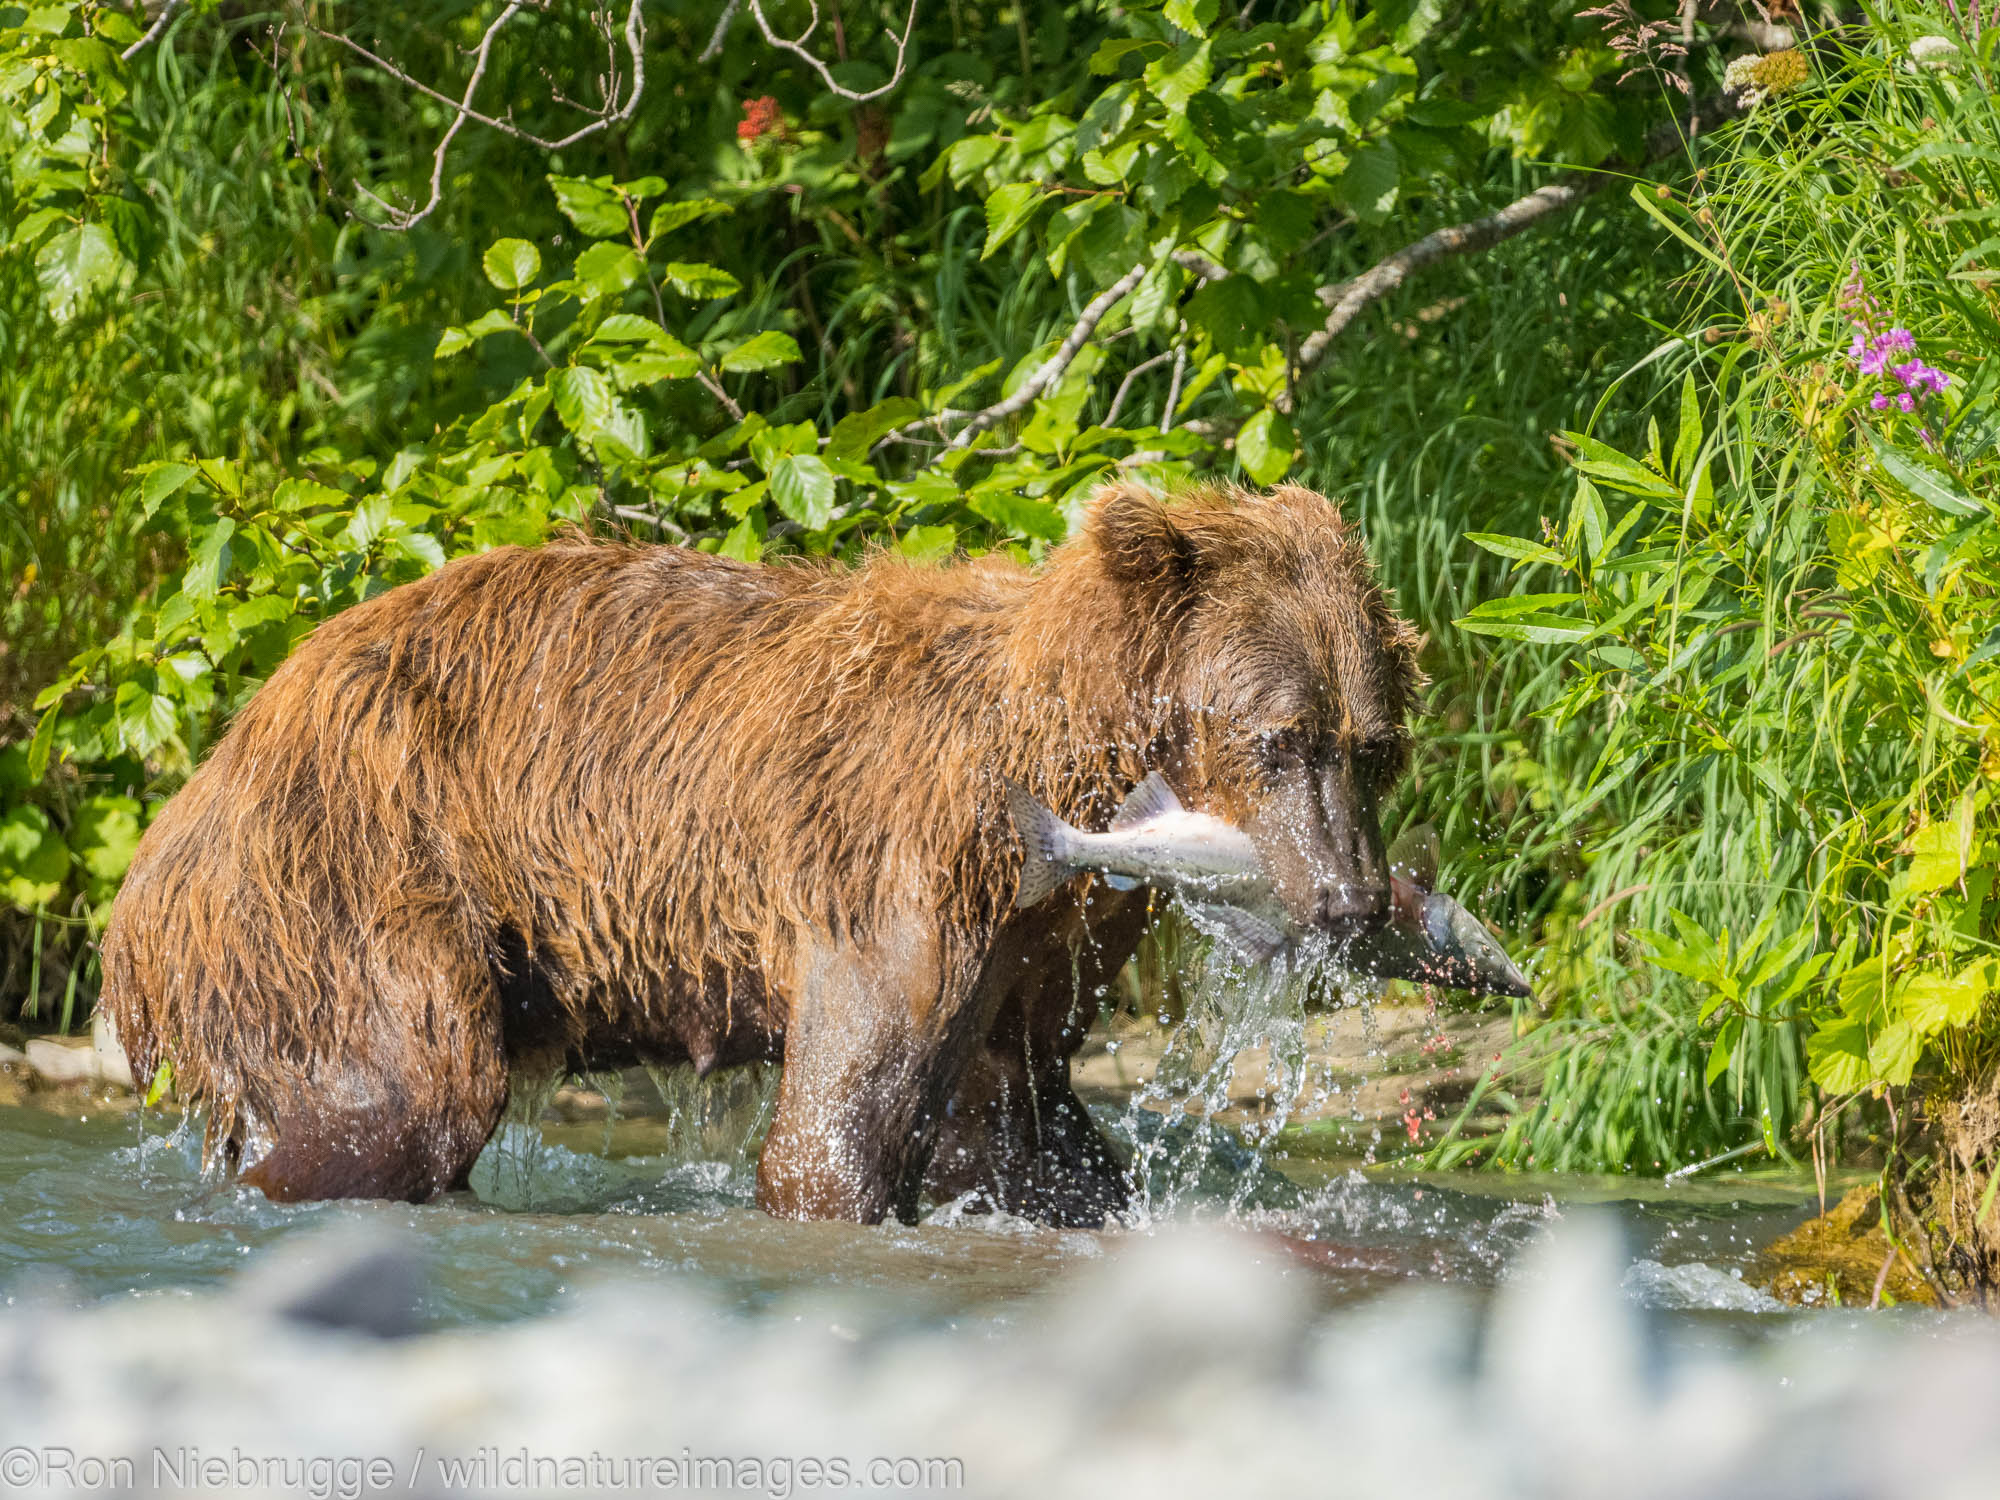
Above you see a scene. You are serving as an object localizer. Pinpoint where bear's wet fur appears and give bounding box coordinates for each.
[102,482,1421,1224]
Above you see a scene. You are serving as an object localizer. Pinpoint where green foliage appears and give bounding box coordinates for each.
[0,0,1701,1024]
[1447,6,2000,1168]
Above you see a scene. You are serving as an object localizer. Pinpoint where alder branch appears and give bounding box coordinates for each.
[744,0,920,102]
[1102,350,1174,429]
[700,0,745,62]
[1285,90,1746,404]
[947,261,1148,449]
[121,0,184,60]
[315,0,646,229]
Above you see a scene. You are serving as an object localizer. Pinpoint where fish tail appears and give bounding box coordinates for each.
[1005,779,1075,908]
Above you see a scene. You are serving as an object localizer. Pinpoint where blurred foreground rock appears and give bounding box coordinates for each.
[2,1215,1997,1498]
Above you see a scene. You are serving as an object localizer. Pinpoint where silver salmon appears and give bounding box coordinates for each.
[1006,773,1294,961]
[1006,776,1532,998]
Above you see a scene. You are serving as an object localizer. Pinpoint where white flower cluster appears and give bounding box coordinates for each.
[1723,49,1810,109]
[1910,33,1962,70]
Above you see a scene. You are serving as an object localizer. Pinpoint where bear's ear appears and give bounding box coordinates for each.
[1088,482,1201,593]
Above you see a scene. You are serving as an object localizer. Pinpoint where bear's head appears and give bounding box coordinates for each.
[1088,481,1423,941]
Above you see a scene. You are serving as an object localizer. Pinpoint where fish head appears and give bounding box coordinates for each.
[1086,483,1420,940]
[1422,892,1534,998]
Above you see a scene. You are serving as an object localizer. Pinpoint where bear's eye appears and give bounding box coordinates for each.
[1354,734,1407,791]
[1253,726,1308,773]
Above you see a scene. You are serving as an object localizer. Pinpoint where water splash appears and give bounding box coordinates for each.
[1114,918,1387,1223]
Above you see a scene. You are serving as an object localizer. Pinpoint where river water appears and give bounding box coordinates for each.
[8,1084,2000,1498]
[0,1087,1830,1327]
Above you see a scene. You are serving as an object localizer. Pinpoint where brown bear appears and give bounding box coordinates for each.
[101,481,1421,1226]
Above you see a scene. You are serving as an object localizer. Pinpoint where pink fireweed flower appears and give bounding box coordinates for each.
[1894,359,1950,395]
[1871,392,1893,410]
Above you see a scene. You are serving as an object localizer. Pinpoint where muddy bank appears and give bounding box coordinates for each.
[1758,1184,1941,1309]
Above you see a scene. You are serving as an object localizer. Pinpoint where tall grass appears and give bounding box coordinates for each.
[1418,4,2000,1218]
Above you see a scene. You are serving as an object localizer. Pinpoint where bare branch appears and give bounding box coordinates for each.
[948,261,1148,449]
[744,0,919,102]
[700,0,745,62]
[317,0,647,228]
[121,0,184,60]
[1102,350,1173,429]
[1286,90,1745,402]
[1171,249,1227,283]
[696,368,747,423]
[1291,182,1584,382]
[1160,343,1187,433]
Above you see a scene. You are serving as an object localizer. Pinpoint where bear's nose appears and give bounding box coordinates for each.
[1316,885,1389,938]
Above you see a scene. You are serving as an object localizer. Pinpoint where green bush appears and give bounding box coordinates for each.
[1447,6,2000,1248]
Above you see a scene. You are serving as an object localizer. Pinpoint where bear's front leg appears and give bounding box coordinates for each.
[756,918,986,1224]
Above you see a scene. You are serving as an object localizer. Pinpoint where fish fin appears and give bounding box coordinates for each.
[1103,874,1141,891]
[1387,822,1441,893]
[1005,779,1074,908]
[1187,903,1288,965]
[1107,771,1183,831]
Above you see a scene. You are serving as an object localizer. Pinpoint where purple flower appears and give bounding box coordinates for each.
[1871,392,1893,410]
[1897,391,1918,413]
[1894,359,1950,395]
[1878,328,1916,355]
[1859,345,1890,376]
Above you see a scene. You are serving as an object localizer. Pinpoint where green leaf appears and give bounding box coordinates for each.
[1144,37,1212,113]
[548,175,628,238]
[25,705,60,783]
[1163,0,1219,33]
[551,366,614,433]
[1868,1018,1921,1087]
[1455,613,1594,645]
[896,524,958,563]
[720,331,802,373]
[982,183,1047,259]
[827,398,922,461]
[0,805,68,909]
[665,262,741,299]
[113,680,180,758]
[1561,431,1678,496]
[591,313,675,343]
[719,513,764,561]
[750,421,819,471]
[1236,407,1294,486]
[36,223,123,323]
[769,454,838,529]
[137,462,198,520]
[1335,141,1401,223]
[968,491,1067,543]
[482,237,541,291]
[1807,1015,1874,1094]
[143,1057,174,1109]
[67,794,141,885]
[1868,431,1985,518]
[1463,592,1584,618]
[1705,1015,1739,1086]
[1898,964,1991,1036]
[1466,532,1564,568]
[573,242,642,296]
[183,518,236,599]
[1672,371,1703,482]
[647,197,731,241]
